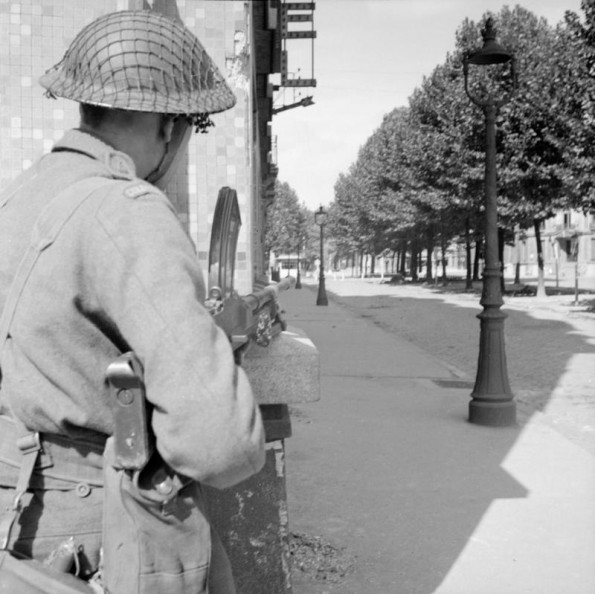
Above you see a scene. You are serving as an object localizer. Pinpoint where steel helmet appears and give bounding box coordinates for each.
[39,10,236,123]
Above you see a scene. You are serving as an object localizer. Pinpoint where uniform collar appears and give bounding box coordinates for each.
[53,129,137,180]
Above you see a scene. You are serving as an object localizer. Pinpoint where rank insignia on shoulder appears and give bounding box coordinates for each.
[123,183,154,199]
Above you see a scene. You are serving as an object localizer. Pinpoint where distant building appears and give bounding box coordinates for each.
[503,210,595,284]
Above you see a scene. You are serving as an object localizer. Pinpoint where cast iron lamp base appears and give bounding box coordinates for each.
[469,302,516,427]
[469,399,516,427]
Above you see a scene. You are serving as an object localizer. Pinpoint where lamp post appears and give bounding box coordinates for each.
[314,205,328,306]
[463,18,517,426]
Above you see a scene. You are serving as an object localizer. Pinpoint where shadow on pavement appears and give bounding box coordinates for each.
[283,284,595,593]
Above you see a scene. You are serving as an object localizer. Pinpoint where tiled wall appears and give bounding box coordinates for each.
[0,0,254,294]
[0,0,125,186]
[181,0,252,294]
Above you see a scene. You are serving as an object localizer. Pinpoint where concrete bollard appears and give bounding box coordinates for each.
[203,326,320,593]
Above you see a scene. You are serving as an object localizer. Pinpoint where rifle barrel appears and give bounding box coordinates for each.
[243,276,296,312]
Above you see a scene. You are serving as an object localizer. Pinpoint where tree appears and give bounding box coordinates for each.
[555,0,595,211]
[265,180,309,258]
[329,170,367,268]
[406,59,484,283]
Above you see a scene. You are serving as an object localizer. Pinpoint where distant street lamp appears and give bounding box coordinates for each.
[463,18,517,427]
[314,206,328,306]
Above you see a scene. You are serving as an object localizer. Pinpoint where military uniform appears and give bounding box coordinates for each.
[0,129,265,585]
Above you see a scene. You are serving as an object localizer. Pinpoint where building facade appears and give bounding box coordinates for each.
[503,211,595,284]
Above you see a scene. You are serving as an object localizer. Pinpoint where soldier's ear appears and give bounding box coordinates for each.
[161,115,176,143]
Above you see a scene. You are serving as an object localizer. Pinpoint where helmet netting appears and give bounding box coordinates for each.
[39,10,236,128]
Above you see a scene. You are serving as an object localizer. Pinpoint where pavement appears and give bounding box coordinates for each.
[280,278,595,594]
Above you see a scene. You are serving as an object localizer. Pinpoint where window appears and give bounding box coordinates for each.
[564,239,577,262]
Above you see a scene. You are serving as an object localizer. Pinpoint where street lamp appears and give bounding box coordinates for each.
[463,17,517,427]
[314,205,328,306]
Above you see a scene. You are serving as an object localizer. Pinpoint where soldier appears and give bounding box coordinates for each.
[0,10,265,594]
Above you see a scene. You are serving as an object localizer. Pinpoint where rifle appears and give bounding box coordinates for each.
[205,187,295,358]
[205,275,295,354]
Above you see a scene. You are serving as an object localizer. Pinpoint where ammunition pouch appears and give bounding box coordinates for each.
[101,438,211,594]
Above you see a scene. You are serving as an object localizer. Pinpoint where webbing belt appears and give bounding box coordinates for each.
[0,415,104,489]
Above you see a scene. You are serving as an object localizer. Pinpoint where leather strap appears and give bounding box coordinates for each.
[0,176,111,346]
[0,433,40,550]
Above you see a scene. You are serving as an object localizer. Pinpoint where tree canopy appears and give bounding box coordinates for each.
[265,180,314,261]
[327,3,594,283]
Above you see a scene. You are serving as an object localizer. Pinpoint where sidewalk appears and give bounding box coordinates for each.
[280,280,595,594]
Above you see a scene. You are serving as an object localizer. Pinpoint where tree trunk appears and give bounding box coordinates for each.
[465,217,473,290]
[534,219,547,298]
[399,241,407,276]
[473,236,483,281]
[514,228,521,285]
[441,235,448,283]
[426,229,434,282]
[411,240,419,282]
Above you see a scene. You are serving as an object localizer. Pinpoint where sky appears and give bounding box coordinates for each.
[271,0,585,211]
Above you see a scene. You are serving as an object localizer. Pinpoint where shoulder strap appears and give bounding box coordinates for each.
[0,176,113,353]
[0,175,114,551]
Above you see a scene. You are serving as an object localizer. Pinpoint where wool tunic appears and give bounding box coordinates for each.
[0,129,265,489]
